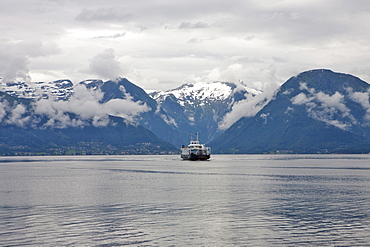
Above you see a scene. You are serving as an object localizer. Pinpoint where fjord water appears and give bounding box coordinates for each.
[1,155,370,246]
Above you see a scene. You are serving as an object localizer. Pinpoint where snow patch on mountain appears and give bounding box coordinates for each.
[148,80,264,143]
[0,81,150,128]
[1,78,264,145]
[0,80,74,100]
[150,81,260,106]
[171,82,232,102]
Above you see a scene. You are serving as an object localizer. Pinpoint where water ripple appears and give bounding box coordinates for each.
[1,155,370,246]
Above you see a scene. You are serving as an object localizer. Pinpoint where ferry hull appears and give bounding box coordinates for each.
[181,153,210,161]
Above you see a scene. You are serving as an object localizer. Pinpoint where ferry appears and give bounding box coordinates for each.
[181,133,211,160]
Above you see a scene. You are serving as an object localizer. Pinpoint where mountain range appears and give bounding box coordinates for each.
[0,77,257,154]
[1,69,370,154]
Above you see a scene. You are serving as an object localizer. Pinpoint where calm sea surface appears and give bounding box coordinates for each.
[1,154,370,246]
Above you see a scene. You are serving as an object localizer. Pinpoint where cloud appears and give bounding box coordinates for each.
[0,43,31,83]
[94,32,126,39]
[179,21,209,29]
[0,79,150,129]
[0,97,33,127]
[0,100,9,121]
[0,40,61,82]
[2,0,370,91]
[103,98,149,123]
[291,92,311,105]
[17,40,61,58]
[218,86,277,130]
[348,88,370,123]
[185,63,283,92]
[32,84,150,128]
[291,83,355,130]
[4,104,30,127]
[88,48,124,80]
[76,7,133,23]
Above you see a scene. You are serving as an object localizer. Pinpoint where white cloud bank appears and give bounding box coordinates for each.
[34,84,150,128]
[0,84,150,128]
[218,85,277,130]
[291,83,370,130]
[348,88,370,123]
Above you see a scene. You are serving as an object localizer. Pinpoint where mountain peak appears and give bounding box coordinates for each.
[148,80,261,144]
[171,81,233,102]
[150,81,260,106]
[281,69,369,95]
[211,69,370,154]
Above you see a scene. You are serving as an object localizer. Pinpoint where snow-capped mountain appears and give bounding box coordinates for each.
[2,69,370,154]
[149,81,261,144]
[0,78,262,147]
[150,81,260,106]
[0,78,177,155]
[0,79,74,100]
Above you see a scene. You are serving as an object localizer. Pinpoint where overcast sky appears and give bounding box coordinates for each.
[1,0,370,91]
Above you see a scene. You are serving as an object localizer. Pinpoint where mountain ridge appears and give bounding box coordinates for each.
[149,80,261,143]
[0,81,177,155]
[210,69,370,154]
[1,69,370,154]
[1,78,256,147]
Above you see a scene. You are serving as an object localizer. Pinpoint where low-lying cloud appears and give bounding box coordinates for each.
[348,88,370,123]
[219,81,370,131]
[0,83,150,129]
[291,83,370,130]
[218,86,276,130]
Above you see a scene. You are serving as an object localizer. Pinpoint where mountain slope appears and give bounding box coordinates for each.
[0,78,188,147]
[0,78,261,147]
[83,78,183,146]
[0,90,176,155]
[0,80,74,100]
[3,70,369,154]
[150,81,260,144]
[0,117,176,155]
[210,69,370,154]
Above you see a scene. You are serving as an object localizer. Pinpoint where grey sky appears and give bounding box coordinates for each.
[1,0,370,90]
